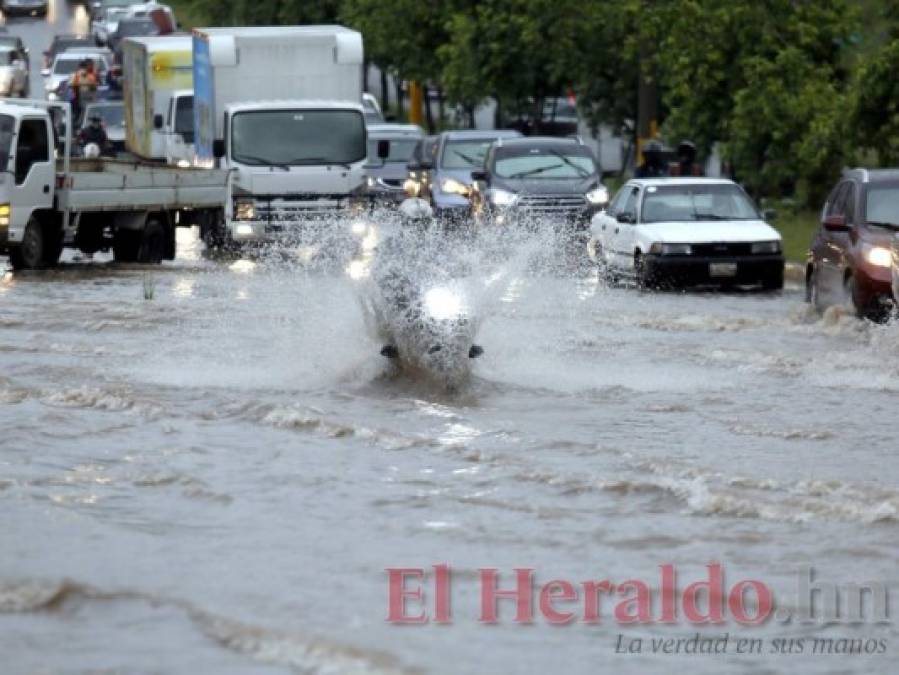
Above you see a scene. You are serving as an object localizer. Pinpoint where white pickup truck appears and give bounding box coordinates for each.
[0,99,228,270]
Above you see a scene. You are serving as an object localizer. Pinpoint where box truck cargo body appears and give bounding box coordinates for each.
[191,26,369,246]
[122,36,193,161]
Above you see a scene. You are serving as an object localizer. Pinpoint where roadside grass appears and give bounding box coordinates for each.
[772,208,817,263]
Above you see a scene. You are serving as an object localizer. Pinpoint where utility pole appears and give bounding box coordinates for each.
[409,81,424,127]
[636,48,657,167]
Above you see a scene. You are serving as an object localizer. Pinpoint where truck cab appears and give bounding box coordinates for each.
[0,102,59,266]
[215,100,371,245]
[161,89,194,166]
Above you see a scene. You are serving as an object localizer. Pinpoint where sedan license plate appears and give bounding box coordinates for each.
[709,262,738,277]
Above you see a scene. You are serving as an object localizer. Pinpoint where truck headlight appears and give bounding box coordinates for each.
[862,243,892,268]
[235,224,255,236]
[234,199,255,221]
[751,241,782,254]
[585,186,609,206]
[441,178,470,196]
[488,188,517,207]
[650,242,692,255]
[0,203,9,227]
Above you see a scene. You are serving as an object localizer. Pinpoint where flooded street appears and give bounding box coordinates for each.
[1,227,897,674]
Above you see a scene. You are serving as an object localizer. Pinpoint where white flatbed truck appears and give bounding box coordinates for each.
[0,99,228,270]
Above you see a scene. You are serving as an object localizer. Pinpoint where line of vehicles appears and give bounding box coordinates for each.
[1,9,898,321]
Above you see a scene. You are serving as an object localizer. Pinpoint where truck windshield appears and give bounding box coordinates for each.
[231,110,366,166]
[0,114,13,173]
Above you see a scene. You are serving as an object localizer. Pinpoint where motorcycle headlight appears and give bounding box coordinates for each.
[585,186,609,206]
[488,188,517,207]
[650,242,692,256]
[862,243,892,268]
[751,241,782,255]
[441,177,470,196]
[424,287,464,321]
[234,199,255,221]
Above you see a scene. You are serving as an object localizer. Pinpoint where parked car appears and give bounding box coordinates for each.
[365,123,424,204]
[468,136,608,229]
[1,0,48,16]
[410,129,523,221]
[0,45,28,98]
[79,100,126,154]
[42,35,94,75]
[806,168,899,321]
[590,178,784,289]
[0,34,28,77]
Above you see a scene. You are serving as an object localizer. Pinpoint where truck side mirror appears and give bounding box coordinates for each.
[153,114,164,130]
[212,139,225,159]
[376,139,390,160]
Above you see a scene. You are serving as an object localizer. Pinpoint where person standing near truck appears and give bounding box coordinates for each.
[71,60,98,121]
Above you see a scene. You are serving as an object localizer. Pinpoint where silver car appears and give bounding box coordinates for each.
[0,46,28,98]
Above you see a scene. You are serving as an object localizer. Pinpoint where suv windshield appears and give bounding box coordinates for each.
[865,184,899,227]
[231,109,366,166]
[367,138,418,163]
[0,114,13,173]
[442,139,498,169]
[642,184,760,223]
[493,146,595,179]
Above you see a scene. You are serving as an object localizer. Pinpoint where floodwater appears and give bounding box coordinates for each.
[2,222,898,674]
[2,3,899,674]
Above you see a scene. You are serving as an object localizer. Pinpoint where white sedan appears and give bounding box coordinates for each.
[589,178,785,289]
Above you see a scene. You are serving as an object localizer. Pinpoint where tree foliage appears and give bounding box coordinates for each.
[173,0,897,204]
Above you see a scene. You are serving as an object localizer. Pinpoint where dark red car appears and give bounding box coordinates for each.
[806,168,899,321]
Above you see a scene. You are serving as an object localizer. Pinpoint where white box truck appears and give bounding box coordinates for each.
[122,35,194,163]
[0,99,227,270]
[192,26,371,247]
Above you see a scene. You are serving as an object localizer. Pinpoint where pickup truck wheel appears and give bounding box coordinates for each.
[137,219,165,264]
[9,219,45,270]
[113,230,140,263]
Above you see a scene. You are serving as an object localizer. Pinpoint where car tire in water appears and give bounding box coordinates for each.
[807,267,825,312]
[634,252,652,290]
[9,218,45,270]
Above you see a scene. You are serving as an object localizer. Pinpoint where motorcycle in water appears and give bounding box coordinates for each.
[360,198,484,385]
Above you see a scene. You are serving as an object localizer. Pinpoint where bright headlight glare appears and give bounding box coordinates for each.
[234,200,255,221]
[488,188,517,207]
[863,244,892,268]
[366,176,376,189]
[424,287,463,321]
[586,186,609,205]
[751,241,782,254]
[441,178,469,196]
[235,223,254,236]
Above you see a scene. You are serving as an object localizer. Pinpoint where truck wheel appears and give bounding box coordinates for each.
[44,230,64,267]
[113,229,140,263]
[8,218,45,270]
[137,219,165,264]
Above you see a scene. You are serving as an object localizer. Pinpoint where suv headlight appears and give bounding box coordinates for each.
[441,177,470,196]
[585,186,609,206]
[862,243,892,268]
[234,199,255,221]
[488,188,517,207]
[751,241,782,254]
[650,242,692,255]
